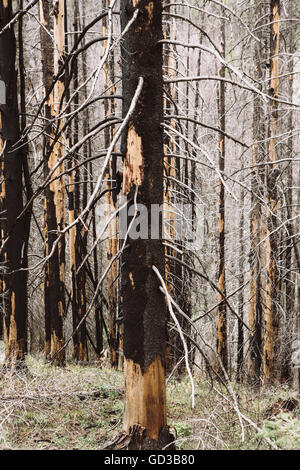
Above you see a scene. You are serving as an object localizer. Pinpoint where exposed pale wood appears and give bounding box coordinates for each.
[124,356,167,439]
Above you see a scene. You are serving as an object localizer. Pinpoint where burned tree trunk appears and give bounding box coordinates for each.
[248,0,267,384]
[39,0,65,365]
[163,11,178,373]
[102,0,119,369]
[39,0,53,359]
[118,0,174,450]
[0,0,28,368]
[18,0,32,355]
[216,3,228,376]
[69,0,88,363]
[237,187,245,383]
[281,8,295,384]
[263,0,281,384]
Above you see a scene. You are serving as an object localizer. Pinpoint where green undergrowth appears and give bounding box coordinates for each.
[0,355,299,450]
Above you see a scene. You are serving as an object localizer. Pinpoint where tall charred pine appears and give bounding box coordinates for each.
[216,2,228,376]
[69,0,88,362]
[39,0,65,365]
[163,11,179,373]
[119,0,174,449]
[0,0,28,368]
[102,0,119,369]
[281,6,295,384]
[237,186,245,382]
[248,0,267,384]
[263,0,281,384]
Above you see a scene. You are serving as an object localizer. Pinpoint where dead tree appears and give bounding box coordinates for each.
[216,1,228,375]
[69,0,88,362]
[118,0,174,450]
[263,0,281,384]
[0,0,29,368]
[102,0,119,369]
[39,0,65,365]
[248,0,267,384]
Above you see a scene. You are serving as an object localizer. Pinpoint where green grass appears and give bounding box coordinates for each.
[0,355,299,450]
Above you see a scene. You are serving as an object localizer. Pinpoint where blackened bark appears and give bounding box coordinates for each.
[216,4,227,375]
[18,0,33,356]
[263,0,281,384]
[281,12,295,384]
[248,0,267,385]
[70,0,88,362]
[0,0,28,367]
[237,188,245,383]
[120,0,173,446]
[39,0,65,364]
[102,0,119,369]
[121,0,166,371]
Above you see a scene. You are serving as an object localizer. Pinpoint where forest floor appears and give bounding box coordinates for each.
[0,352,299,450]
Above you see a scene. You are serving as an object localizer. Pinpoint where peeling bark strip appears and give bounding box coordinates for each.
[123,357,166,440]
[0,0,28,368]
[120,0,173,448]
[39,0,65,365]
[123,123,144,193]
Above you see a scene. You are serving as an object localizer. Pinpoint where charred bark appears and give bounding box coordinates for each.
[248,0,268,385]
[39,0,65,365]
[0,1,28,368]
[69,0,88,363]
[119,0,174,449]
[0,0,28,368]
[216,2,228,376]
[263,0,281,385]
[102,0,119,369]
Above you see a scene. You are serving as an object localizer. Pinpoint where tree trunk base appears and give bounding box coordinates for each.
[104,425,176,450]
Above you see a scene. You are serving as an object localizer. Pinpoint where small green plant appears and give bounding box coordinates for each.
[175,422,192,439]
[258,412,300,449]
